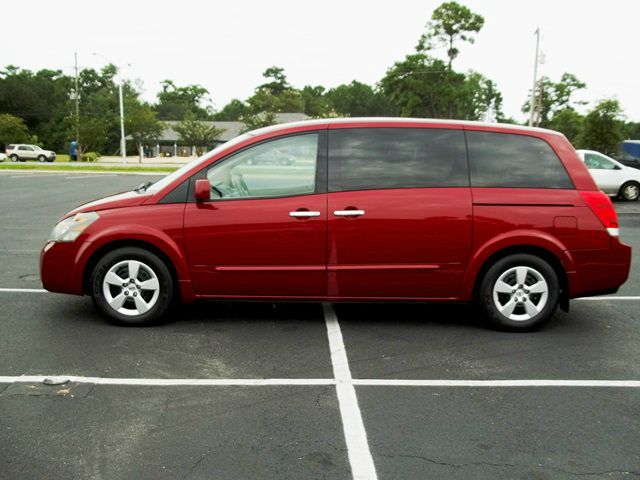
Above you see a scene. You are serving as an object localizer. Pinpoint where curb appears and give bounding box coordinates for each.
[0,170,170,176]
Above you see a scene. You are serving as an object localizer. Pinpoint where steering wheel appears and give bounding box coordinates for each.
[231,173,250,197]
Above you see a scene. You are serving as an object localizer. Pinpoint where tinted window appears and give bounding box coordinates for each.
[18,146,30,151]
[467,131,573,189]
[328,128,468,192]
[206,133,318,200]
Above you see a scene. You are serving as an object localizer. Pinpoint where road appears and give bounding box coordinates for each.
[1,171,639,479]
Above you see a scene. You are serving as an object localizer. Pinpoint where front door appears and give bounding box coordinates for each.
[326,127,473,299]
[184,132,327,297]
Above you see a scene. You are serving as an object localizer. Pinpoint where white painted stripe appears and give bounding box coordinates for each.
[324,303,378,480]
[352,379,640,388]
[1,376,639,388]
[576,296,640,301]
[65,174,118,180]
[0,288,47,293]
[0,375,335,386]
[10,174,67,178]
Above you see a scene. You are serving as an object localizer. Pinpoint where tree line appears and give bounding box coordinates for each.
[0,1,637,159]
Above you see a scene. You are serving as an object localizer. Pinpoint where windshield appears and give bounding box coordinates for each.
[144,133,255,195]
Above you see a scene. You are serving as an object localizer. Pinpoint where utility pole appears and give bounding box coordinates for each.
[74,52,80,151]
[529,27,541,127]
[118,76,126,165]
[92,53,128,164]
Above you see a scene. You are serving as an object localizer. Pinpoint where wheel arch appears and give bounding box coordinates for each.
[82,239,181,297]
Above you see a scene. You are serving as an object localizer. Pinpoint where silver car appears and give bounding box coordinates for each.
[6,144,56,162]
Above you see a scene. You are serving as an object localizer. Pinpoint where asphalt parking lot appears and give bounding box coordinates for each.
[1,171,639,479]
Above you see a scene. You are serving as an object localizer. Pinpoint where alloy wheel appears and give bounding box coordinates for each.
[102,260,160,317]
[492,265,549,321]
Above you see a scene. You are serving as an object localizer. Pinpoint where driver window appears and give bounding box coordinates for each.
[206,133,318,200]
[585,153,615,170]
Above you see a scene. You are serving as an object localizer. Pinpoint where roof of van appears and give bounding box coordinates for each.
[247,117,563,138]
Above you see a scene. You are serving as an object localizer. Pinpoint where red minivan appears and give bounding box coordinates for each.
[40,118,631,329]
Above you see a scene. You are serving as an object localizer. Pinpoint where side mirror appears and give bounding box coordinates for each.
[194,179,210,201]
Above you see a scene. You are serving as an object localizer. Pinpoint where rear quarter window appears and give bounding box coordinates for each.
[467,131,574,189]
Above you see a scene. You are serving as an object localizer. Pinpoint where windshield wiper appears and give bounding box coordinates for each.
[134,181,154,193]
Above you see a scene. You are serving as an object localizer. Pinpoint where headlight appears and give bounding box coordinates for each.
[48,212,99,242]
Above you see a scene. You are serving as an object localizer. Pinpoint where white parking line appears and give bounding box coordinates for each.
[324,303,378,480]
[576,296,640,301]
[0,288,46,293]
[2,376,639,388]
[352,379,640,387]
[0,376,335,386]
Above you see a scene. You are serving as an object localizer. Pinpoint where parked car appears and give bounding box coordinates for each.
[0,152,6,162]
[6,144,56,162]
[41,118,631,330]
[576,149,640,201]
[618,140,640,169]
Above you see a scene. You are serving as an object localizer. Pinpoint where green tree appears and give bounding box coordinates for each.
[214,99,250,121]
[300,85,330,117]
[522,73,586,127]
[621,121,640,140]
[379,53,499,120]
[0,113,31,147]
[77,117,109,160]
[0,66,73,150]
[549,108,583,144]
[576,100,623,155]
[156,80,212,120]
[126,102,164,162]
[325,81,388,117]
[174,116,223,155]
[239,111,277,133]
[418,1,484,68]
[258,66,291,95]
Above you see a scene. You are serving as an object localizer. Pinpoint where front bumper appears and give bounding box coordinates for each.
[40,241,86,295]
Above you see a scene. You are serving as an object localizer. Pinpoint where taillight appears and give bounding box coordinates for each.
[579,191,619,236]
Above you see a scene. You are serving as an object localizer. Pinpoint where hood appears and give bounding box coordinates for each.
[67,190,150,217]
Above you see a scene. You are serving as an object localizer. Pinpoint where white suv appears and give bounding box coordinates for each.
[6,144,56,162]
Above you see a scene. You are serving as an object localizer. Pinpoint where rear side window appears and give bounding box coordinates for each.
[328,128,468,192]
[467,131,573,189]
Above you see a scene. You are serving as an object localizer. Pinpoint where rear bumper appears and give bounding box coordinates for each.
[569,239,632,298]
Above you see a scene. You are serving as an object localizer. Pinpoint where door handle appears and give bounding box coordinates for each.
[289,211,321,218]
[334,210,365,217]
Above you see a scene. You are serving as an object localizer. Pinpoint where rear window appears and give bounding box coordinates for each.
[328,128,468,192]
[467,131,573,189]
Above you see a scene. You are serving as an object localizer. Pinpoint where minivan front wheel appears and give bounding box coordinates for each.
[478,254,559,330]
[91,247,173,325]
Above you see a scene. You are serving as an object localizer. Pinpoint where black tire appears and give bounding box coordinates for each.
[90,247,174,326]
[38,155,46,162]
[477,254,560,331]
[619,181,640,202]
[10,154,18,162]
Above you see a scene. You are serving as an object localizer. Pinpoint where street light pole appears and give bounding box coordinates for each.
[117,78,126,165]
[529,28,541,127]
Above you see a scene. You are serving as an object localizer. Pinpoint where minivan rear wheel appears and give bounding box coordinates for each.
[90,247,173,326]
[478,254,559,330]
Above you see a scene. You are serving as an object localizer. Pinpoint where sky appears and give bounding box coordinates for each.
[4,0,639,122]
